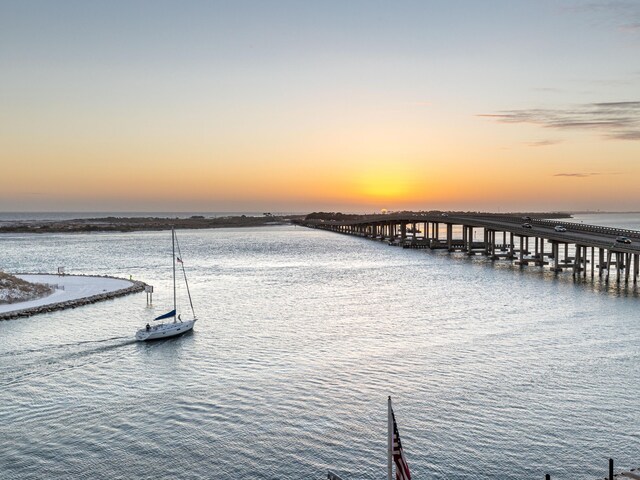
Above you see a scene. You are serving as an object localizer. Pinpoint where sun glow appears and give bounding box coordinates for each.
[356,170,418,203]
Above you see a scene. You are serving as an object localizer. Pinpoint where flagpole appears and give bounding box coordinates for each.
[388,396,392,480]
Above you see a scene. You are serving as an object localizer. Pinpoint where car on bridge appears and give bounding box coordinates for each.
[522,223,533,228]
[616,236,632,244]
[522,216,532,221]
[554,225,567,232]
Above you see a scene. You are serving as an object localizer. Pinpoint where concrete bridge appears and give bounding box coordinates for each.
[297,213,640,285]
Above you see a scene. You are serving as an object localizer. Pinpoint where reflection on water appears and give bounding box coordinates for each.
[0,219,639,479]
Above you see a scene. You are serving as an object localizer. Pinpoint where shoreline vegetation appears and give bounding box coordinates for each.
[0,211,571,234]
[0,274,146,320]
[0,214,305,234]
[0,272,53,304]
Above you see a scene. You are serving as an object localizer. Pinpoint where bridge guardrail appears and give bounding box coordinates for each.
[466,214,640,239]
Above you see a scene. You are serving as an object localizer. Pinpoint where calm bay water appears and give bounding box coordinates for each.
[1,215,639,479]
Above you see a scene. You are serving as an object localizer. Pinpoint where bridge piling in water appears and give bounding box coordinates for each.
[299,213,640,287]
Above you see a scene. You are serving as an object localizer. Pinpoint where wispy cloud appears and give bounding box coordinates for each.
[565,1,640,35]
[531,87,565,93]
[554,173,598,177]
[479,101,640,141]
[620,22,640,31]
[553,172,621,177]
[525,139,562,147]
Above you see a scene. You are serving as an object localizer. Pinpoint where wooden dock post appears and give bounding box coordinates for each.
[545,474,551,480]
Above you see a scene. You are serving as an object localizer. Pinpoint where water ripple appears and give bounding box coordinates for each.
[1,225,639,478]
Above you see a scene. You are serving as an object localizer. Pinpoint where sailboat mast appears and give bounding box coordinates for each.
[172,227,177,322]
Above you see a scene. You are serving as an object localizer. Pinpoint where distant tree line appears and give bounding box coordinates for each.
[304,210,571,221]
[304,212,364,221]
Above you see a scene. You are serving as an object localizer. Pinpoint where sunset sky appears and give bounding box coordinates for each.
[1,1,639,213]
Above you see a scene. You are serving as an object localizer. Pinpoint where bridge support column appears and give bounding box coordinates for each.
[509,233,514,258]
[536,238,546,266]
[485,229,492,256]
[551,242,561,272]
[518,236,524,266]
[446,224,453,251]
[599,248,605,277]
[467,226,474,255]
[625,253,631,284]
[483,229,488,254]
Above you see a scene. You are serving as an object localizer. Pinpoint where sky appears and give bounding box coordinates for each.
[1,0,639,213]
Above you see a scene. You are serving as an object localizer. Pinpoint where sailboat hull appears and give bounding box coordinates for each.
[136,319,197,341]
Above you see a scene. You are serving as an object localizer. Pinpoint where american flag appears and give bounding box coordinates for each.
[176,257,183,264]
[391,406,411,480]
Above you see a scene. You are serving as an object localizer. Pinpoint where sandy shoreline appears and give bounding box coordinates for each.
[0,274,146,320]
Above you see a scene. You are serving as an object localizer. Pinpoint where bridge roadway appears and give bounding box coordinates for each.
[298,213,640,285]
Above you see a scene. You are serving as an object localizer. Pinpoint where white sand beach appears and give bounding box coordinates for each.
[0,274,134,314]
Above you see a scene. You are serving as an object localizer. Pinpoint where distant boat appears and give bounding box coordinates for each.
[136,228,197,341]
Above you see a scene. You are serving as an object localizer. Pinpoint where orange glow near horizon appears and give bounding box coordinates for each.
[3,110,639,212]
[2,2,640,213]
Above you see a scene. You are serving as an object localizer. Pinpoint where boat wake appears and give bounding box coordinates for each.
[0,335,132,359]
[0,336,137,388]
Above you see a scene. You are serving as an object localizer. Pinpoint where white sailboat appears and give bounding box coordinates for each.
[136,228,197,341]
